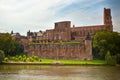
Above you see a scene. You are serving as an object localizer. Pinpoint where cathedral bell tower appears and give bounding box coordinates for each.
[104,8,113,31]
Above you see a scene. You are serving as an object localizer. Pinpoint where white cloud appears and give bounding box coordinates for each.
[0,0,119,35]
[0,0,78,35]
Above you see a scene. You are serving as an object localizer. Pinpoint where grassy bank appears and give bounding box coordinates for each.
[39,59,106,65]
[3,55,106,65]
[3,58,106,66]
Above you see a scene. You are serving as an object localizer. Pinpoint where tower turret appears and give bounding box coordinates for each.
[104,8,113,31]
[104,8,112,25]
[11,30,13,34]
[84,33,93,60]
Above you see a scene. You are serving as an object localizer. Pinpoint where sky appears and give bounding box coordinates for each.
[0,0,120,35]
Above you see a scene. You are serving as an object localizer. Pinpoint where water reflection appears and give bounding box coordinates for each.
[0,65,120,80]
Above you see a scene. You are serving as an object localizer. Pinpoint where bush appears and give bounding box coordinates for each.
[2,54,41,62]
[116,54,120,64]
[22,57,26,62]
[0,50,5,63]
[14,57,19,62]
[105,51,116,66]
[111,56,117,65]
[4,57,9,62]
[32,56,39,61]
[18,55,22,61]
[11,57,15,61]
[26,58,30,62]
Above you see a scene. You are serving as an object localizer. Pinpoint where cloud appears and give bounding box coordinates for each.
[0,0,119,35]
[0,0,78,34]
[56,0,105,25]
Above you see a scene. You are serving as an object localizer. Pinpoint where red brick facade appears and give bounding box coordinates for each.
[26,44,92,60]
[27,8,112,42]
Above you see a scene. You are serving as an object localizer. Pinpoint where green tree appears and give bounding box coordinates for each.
[0,50,5,63]
[93,30,120,59]
[0,33,15,55]
[11,41,24,56]
[116,54,120,64]
[0,33,23,56]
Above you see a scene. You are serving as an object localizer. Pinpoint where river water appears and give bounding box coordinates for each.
[0,65,120,80]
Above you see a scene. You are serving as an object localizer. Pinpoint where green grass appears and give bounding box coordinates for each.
[29,42,84,45]
[39,58,106,65]
[60,60,106,65]
[4,55,106,65]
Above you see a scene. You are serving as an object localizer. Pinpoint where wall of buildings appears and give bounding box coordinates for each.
[12,8,113,60]
[25,39,92,60]
[27,8,113,42]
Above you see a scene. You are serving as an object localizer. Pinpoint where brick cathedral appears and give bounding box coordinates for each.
[27,8,112,42]
[12,8,113,60]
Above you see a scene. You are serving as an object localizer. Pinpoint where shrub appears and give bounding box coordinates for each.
[4,57,9,62]
[18,55,23,61]
[32,56,39,61]
[29,57,34,62]
[116,54,120,64]
[11,57,15,61]
[14,57,19,62]
[111,56,117,65]
[22,57,26,62]
[23,55,26,58]
[105,51,116,66]
[0,50,5,63]
[2,54,41,62]
[26,58,30,62]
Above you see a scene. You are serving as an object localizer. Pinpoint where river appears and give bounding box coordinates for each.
[0,65,120,80]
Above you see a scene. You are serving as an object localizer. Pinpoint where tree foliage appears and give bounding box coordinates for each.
[116,54,120,64]
[0,33,15,55]
[0,33,23,56]
[11,41,24,56]
[0,50,5,63]
[93,30,120,59]
[105,51,116,65]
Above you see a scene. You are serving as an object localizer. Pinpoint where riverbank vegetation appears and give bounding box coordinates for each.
[0,33,23,56]
[4,54,41,62]
[93,30,120,65]
[3,54,106,65]
[0,50,5,63]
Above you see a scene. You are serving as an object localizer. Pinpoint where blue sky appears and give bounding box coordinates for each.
[0,0,120,35]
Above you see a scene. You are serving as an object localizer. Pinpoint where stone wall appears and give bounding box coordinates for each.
[25,39,93,60]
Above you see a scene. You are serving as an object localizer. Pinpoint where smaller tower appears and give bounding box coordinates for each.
[84,33,93,60]
[27,30,30,36]
[11,30,13,34]
[73,25,75,28]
